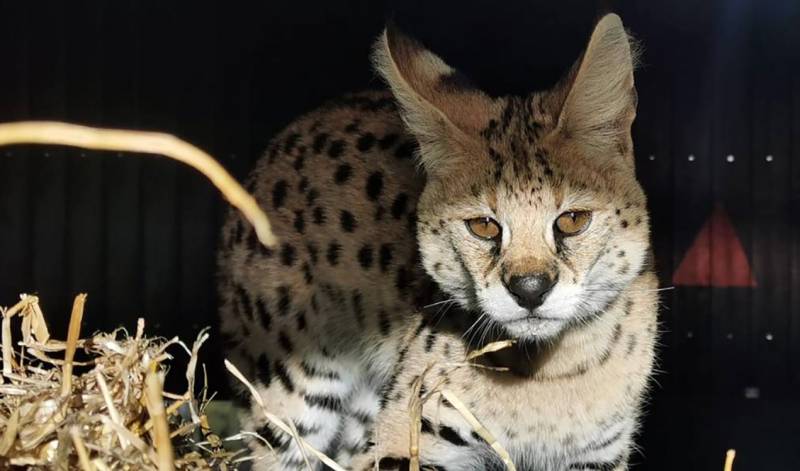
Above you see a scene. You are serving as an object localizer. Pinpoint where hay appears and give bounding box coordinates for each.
[0,293,240,469]
[0,121,276,248]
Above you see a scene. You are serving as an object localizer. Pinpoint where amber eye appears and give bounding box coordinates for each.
[465,217,502,241]
[555,211,592,236]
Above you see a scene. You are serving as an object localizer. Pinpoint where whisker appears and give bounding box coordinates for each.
[582,286,675,293]
[423,298,456,309]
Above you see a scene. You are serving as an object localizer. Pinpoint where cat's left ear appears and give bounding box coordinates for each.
[555,14,638,162]
[372,25,493,174]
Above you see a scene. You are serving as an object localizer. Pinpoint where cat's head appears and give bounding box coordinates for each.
[373,14,651,341]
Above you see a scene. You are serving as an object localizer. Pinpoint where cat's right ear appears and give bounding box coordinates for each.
[372,25,493,175]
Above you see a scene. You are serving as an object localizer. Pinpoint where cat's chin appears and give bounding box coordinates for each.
[499,315,567,341]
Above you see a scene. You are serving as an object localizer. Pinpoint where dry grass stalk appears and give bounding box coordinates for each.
[0,120,276,248]
[0,294,239,469]
[407,340,518,471]
[724,449,736,471]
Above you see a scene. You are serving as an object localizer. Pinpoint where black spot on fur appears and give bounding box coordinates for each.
[280,243,296,266]
[395,140,416,159]
[272,180,288,209]
[395,267,411,292]
[274,361,294,392]
[337,211,357,234]
[621,220,629,228]
[236,285,253,321]
[358,245,373,269]
[439,425,468,446]
[377,457,410,470]
[327,242,342,266]
[312,133,329,154]
[379,133,399,149]
[298,176,309,193]
[379,244,393,272]
[357,133,376,152]
[424,331,437,352]
[352,290,366,327]
[293,210,305,234]
[391,193,409,219]
[328,139,346,158]
[345,120,360,133]
[277,286,290,316]
[306,188,320,206]
[256,298,271,331]
[257,353,272,385]
[278,331,293,354]
[334,163,353,184]
[304,394,343,411]
[302,262,313,284]
[366,171,384,200]
[313,206,326,224]
[302,246,318,270]
[421,417,435,434]
[379,310,391,336]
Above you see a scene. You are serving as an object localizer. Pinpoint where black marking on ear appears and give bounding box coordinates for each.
[439,70,475,91]
[272,180,288,209]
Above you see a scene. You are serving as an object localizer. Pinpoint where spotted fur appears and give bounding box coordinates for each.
[218,14,657,470]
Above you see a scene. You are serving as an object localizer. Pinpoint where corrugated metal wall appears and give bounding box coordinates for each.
[0,0,798,468]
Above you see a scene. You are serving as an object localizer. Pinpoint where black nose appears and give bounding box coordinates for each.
[505,273,556,310]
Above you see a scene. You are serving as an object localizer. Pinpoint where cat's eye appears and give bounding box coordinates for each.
[466,217,502,241]
[555,210,592,236]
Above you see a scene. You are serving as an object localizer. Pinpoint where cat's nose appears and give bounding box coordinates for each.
[504,273,556,310]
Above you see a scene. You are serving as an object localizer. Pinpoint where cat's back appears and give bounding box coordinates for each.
[218,90,425,381]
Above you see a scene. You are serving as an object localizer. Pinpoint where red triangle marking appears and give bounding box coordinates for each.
[672,207,756,287]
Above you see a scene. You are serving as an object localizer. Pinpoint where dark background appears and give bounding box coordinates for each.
[1,0,799,469]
